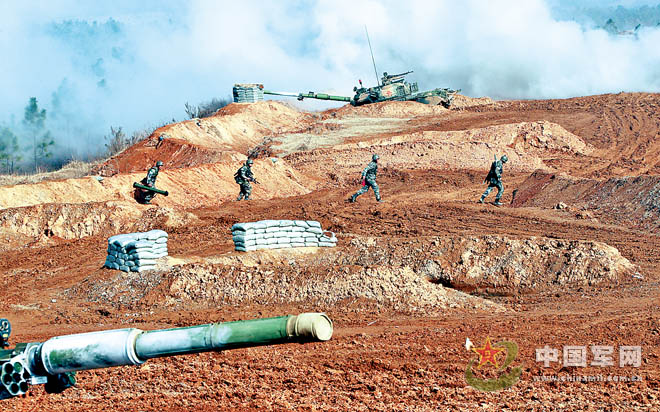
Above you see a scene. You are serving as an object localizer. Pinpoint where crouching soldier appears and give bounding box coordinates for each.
[350,154,382,203]
[137,161,163,204]
[479,154,508,206]
[235,159,257,201]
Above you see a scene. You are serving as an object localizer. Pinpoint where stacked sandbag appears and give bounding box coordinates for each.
[233,83,264,103]
[104,229,168,272]
[231,220,337,252]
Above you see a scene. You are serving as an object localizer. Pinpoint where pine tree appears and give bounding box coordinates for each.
[22,97,53,171]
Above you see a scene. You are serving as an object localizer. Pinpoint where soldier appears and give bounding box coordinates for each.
[138,161,163,204]
[235,159,257,201]
[350,154,382,203]
[479,154,508,206]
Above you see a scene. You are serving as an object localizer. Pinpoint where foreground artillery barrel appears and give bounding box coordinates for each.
[133,182,169,196]
[0,313,332,398]
[37,313,332,374]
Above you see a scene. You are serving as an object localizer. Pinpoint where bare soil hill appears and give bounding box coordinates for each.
[1,94,659,411]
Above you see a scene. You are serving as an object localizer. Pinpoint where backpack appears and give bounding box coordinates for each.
[234,168,242,184]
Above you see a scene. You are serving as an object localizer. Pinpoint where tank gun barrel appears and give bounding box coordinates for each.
[264,90,351,102]
[0,313,332,399]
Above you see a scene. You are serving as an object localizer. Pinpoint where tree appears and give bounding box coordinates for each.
[0,127,21,173]
[23,97,51,171]
[104,126,126,156]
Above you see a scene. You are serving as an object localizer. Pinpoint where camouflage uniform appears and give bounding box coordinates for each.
[139,161,162,204]
[480,155,508,205]
[350,154,381,202]
[235,160,255,201]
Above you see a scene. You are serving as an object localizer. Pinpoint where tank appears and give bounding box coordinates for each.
[351,71,459,108]
[0,313,333,399]
[258,71,459,108]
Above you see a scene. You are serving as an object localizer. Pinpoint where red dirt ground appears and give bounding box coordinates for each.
[1,94,659,411]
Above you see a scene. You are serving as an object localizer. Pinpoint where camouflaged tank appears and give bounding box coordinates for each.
[260,70,459,108]
[351,71,459,107]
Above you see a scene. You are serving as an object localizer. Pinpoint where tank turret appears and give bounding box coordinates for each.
[0,313,333,399]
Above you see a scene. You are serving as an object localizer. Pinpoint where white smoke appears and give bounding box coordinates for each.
[1,0,660,162]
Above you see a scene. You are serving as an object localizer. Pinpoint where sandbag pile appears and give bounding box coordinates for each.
[231,220,337,252]
[104,229,169,272]
[233,83,264,103]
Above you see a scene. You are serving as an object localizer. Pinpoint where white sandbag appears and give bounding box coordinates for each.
[294,220,310,228]
[279,219,294,227]
[233,233,259,243]
[129,251,160,260]
[291,242,305,248]
[109,234,137,248]
[302,233,318,238]
[273,231,292,238]
[136,265,157,272]
[262,233,274,239]
[319,232,337,243]
[291,237,305,243]
[260,220,280,227]
[306,227,323,234]
[133,258,158,266]
[235,245,257,252]
[233,240,257,248]
[146,230,168,241]
[276,238,292,244]
[255,238,267,245]
[306,221,321,228]
[155,237,168,244]
[304,242,319,247]
[319,242,337,247]
[289,227,305,232]
[252,222,267,230]
[232,222,255,232]
[265,227,282,233]
[278,243,292,248]
[265,238,279,245]
[254,229,266,234]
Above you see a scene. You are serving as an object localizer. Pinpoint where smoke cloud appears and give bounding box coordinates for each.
[1,0,660,165]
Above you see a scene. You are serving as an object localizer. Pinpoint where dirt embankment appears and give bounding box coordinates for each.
[70,234,635,314]
[0,157,313,211]
[93,101,314,175]
[513,170,660,230]
[423,235,636,293]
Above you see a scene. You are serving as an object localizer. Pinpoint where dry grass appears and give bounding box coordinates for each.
[0,160,102,186]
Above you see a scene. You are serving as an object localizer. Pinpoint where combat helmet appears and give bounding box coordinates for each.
[246,159,254,166]
[156,161,163,167]
[372,154,380,161]
[500,155,508,163]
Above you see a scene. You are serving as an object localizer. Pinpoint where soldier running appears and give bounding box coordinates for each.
[235,159,257,201]
[350,154,382,203]
[479,154,508,206]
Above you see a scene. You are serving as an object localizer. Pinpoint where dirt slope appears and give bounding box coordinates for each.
[1,94,660,411]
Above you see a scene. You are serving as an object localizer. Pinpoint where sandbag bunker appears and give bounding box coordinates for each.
[232,220,337,252]
[104,229,169,272]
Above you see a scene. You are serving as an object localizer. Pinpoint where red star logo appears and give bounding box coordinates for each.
[472,337,505,369]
